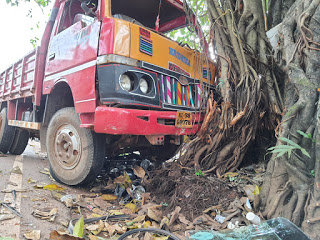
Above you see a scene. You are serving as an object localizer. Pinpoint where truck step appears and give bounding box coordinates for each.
[8,120,41,130]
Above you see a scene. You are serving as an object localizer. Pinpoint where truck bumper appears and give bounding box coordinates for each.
[94,106,202,135]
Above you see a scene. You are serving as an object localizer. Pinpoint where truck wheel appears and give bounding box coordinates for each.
[46,107,105,186]
[0,108,15,153]
[9,129,29,155]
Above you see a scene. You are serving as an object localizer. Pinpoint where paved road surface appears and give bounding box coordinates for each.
[0,140,87,239]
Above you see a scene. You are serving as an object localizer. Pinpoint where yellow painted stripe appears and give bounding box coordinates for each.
[8,120,41,130]
[177,82,182,105]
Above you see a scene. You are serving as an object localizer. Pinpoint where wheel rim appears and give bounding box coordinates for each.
[54,124,82,170]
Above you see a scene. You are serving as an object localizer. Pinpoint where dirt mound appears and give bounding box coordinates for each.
[145,163,239,220]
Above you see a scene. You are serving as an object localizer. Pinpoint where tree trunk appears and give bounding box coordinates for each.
[182,0,320,237]
[259,0,320,238]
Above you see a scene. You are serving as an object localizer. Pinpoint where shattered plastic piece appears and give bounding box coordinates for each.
[245,198,252,210]
[246,212,261,225]
[131,185,146,200]
[60,195,74,207]
[227,221,239,230]
[140,159,152,171]
[215,215,226,224]
[23,230,41,240]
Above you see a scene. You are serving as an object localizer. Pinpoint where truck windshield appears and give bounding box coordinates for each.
[111,0,186,32]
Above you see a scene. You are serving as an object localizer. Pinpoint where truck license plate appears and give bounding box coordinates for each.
[175,111,192,128]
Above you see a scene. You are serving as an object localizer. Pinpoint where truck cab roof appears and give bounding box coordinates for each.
[111,0,186,32]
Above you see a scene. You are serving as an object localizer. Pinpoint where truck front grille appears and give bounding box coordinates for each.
[140,62,212,111]
[159,74,202,110]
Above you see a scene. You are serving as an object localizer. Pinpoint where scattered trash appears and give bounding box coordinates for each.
[60,195,75,208]
[23,230,41,240]
[214,215,226,224]
[246,212,261,225]
[1,202,22,217]
[130,185,145,200]
[1,188,29,193]
[187,218,311,240]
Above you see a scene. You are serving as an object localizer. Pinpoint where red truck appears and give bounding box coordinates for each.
[0,0,215,185]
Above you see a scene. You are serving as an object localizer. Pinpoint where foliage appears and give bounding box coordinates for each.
[268,137,311,158]
[166,0,210,51]
[195,169,204,177]
[6,0,50,7]
[73,216,84,238]
[297,130,315,142]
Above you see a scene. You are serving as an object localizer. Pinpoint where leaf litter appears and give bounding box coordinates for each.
[18,154,267,239]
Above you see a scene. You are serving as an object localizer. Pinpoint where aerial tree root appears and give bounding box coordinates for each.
[179,0,281,177]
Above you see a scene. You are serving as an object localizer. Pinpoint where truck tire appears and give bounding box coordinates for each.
[46,107,105,186]
[0,108,15,154]
[9,129,29,155]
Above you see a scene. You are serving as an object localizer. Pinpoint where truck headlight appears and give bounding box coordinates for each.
[139,77,150,94]
[119,74,134,91]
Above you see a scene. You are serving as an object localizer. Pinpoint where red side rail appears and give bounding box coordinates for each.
[0,48,40,102]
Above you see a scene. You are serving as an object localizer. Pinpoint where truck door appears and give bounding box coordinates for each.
[43,0,100,113]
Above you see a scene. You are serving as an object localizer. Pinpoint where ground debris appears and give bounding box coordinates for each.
[32,208,58,222]
[23,230,41,240]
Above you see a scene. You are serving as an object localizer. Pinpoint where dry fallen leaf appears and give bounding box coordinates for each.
[43,184,65,191]
[147,205,163,222]
[27,178,37,184]
[49,230,83,240]
[133,166,146,178]
[125,203,137,213]
[243,185,255,200]
[0,214,15,221]
[24,230,40,240]
[178,214,190,225]
[10,166,22,174]
[169,206,181,226]
[32,208,58,222]
[105,222,116,235]
[160,216,170,228]
[101,194,117,201]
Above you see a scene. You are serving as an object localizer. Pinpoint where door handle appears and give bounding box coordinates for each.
[49,53,55,60]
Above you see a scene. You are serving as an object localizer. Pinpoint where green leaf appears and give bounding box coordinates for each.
[270,147,295,153]
[279,137,301,149]
[276,150,287,158]
[297,130,310,139]
[73,216,84,238]
[269,145,295,150]
[266,0,269,11]
[301,148,311,158]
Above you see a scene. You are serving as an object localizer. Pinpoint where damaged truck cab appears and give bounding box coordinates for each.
[0,0,215,185]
